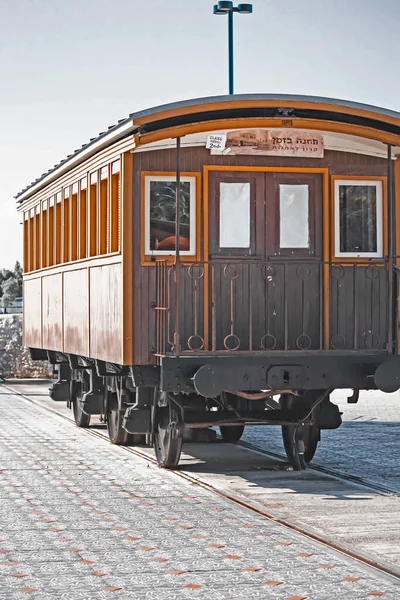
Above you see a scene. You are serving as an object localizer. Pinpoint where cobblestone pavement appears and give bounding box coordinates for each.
[243,390,400,491]
[1,388,399,599]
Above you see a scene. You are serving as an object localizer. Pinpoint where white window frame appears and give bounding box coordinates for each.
[144,175,196,257]
[334,179,383,258]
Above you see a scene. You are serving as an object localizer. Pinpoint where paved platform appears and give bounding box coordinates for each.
[1,385,399,599]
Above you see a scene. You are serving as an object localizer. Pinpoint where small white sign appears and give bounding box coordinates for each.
[206,134,226,151]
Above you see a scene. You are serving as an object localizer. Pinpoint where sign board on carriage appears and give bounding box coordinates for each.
[206,134,227,151]
[214,129,324,158]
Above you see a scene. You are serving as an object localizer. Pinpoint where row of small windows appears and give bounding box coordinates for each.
[24,160,121,272]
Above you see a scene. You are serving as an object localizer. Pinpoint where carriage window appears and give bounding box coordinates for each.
[279,184,309,249]
[145,175,196,256]
[335,180,382,257]
[219,182,250,248]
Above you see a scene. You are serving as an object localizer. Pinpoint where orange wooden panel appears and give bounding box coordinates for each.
[62,196,70,263]
[395,158,400,265]
[41,208,47,269]
[71,193,78,261]
[23,278,42,348]
[79,188,87,259]
[55,202,61,264]
[132,98,400,128]
[29,216,34,271]
[99,178,108,255]
[48,205,54,267]
[395,157,400,353]
[137,117,400,148]
[42,273,63,351]
[89,184,97,256]
[35,213,40,270]
[89,262,122,363]
[63,269,89,356]
[23,216,29,272]
[111,172,120,252]
[121,152,133,364]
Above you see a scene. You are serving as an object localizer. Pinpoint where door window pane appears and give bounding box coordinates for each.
[219,182,250,248]
[279,184,309,248]
[335,180,382,257]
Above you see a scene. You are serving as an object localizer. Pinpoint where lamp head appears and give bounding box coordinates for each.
[216,1,234,12]
[213,4,226,14]
[237,3,253,13]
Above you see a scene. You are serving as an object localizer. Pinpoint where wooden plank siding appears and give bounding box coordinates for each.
[19,141,394,366]
[63,269,89,356]
[42,273,63,351]
[23,259,123,361]
[23,277,42,349]
[20,142,129,364]
[89,263,122,363]
[132,147,390,365]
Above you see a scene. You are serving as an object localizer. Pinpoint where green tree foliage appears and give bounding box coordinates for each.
[0,269,13,299]
[0,261,23,304]
[2,277,20,306]
[13,261,23,296]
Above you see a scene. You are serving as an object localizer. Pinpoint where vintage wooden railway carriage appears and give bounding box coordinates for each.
[17,94,400,469]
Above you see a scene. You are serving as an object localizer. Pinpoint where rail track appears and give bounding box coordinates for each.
[3,381,400,586]
[236,438,400,496]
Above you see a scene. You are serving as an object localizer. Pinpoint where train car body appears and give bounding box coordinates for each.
[16,94,400,468]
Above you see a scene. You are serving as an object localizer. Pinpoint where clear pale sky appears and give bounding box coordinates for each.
[1,0,400,269]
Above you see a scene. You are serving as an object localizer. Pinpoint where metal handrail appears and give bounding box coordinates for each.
[154,258,393,357]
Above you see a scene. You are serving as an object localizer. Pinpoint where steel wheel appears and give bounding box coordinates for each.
[106,392,128,445]
[154,397,183,469]
[219,425,245,443]
[281,394,320,470]
[72,376,91,428]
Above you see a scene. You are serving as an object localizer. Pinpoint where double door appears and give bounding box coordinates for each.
[207,170,324,351]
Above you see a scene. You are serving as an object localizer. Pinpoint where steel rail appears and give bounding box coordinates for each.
[2,382,400,584]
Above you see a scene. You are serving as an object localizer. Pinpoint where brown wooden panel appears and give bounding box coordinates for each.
[285,262,322,350]
[89,262,122,363]
[23,278,42,348]
[63,269,89,356]
[161,263,205,354]
[329,264,388,351]
[42,273,63,351]
[132,147,390,364]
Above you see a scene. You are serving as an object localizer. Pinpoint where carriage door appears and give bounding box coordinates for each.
[266,173,323,350]
[208,170,323,351]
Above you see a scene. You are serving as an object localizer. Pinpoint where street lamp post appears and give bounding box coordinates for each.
[213,1,253,95]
